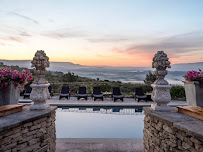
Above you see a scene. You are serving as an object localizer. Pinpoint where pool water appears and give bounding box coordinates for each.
[56,107,144,138]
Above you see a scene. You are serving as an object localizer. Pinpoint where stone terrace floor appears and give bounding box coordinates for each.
[19,96,187,107]
[56,138,143,152]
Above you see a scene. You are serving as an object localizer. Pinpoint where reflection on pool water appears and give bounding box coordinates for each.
[56,107,144,138]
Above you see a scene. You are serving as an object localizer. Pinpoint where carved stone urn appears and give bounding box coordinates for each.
[151,51,172,111]
[30,50,50,110]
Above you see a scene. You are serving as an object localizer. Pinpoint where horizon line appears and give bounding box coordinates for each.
[0,59,202,67]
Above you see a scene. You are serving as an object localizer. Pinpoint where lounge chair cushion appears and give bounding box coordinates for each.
[78,94,88,97]
[137,95,147,99]
[60,93,69,96]
[113,95,124,98]
[93,94,103,98]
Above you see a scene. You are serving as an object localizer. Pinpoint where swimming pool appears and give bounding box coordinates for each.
[56,107,144,138]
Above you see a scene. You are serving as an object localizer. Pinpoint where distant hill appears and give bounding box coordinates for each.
[171,62,203,71]
[0,59,152,72]
[0,59,202,72]
[0,60,83,71]
[1,59,202,84]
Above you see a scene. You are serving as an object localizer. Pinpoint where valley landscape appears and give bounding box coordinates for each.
[1,59,202,85]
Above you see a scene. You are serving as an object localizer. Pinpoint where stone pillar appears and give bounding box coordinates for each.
[30,50,50,110]
[151,51,172,111]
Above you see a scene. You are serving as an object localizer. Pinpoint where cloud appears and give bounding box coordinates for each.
[0,42,6,46]
[0,24,31,45]
[41,28,87,39]
[5,36,25,43]
[7,12,39,24]
[88,37,130,43]
[112,30,203,57]
[0,25,31,37]
[19,31,31,37]
[0,36,25,43]
[87,34,135,43]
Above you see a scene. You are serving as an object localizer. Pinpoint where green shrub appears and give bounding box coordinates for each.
[170,85,185,99]
[144,71,156,85]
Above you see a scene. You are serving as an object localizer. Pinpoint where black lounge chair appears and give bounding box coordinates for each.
[77,87,88,100]
[92,87,103,101]
[59,86,70,100]
[48,86,54,98]
[112,87,124,102]
[135,88,147,102]
[24,85,32,99]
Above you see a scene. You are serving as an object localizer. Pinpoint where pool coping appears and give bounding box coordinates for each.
[56,138,143,152]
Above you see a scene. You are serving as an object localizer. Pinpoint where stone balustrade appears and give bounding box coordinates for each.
[0,106,57,152]
[143,107,203,152]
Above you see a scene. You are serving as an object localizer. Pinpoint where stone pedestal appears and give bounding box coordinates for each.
[30,83,50,110]
[151,83,171,111]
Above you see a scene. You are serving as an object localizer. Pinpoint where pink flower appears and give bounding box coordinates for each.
[24,81,28,85]
[0,68,33,92]
[19,74,23,78]
[28,76,33,80]
[201,89,203,93]
[14,83,18,88]
[0,84,3,88]
[4,88,8,92]
[11,74,16,79]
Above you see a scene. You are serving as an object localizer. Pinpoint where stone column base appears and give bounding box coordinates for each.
[151,103,170,111]
[30,103,49,110]
[151,84,171,111]
[30,83,50,110]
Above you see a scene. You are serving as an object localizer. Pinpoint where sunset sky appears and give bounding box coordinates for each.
[0,0,203,67]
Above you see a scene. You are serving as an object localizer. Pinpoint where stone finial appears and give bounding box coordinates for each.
[30,50,50,110]
[31,50,49,75]
[31,50,49,84]
[151,50,172,111]
[152,50,171,70]
[152,51,171,85]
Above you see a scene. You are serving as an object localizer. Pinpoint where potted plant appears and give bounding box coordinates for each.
[0,68,33,105]
[183,69,203,106]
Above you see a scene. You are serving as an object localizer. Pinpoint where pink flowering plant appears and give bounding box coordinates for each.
[184,69,203,93]
[0,68,33,92]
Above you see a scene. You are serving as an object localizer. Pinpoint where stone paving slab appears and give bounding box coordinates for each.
[56,138,143,152]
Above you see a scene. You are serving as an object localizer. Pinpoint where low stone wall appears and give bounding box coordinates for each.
[0,106,57,152]
[143,107,203,152]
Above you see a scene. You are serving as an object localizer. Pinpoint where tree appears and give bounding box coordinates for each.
[144,71,157,85]
[62,72,78,82]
